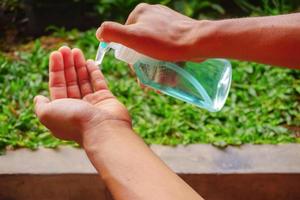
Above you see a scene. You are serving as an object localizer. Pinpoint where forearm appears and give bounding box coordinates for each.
[195,13,300,68]
[83,120,203,200]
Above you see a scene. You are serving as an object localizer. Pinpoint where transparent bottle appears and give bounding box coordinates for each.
[96,42,232,112]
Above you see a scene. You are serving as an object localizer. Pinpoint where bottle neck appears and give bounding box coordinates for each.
[109,42,157,65]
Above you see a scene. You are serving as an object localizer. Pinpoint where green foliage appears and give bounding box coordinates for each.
[233,0,300,16]
[0,29,299,151]
[1,0,300,151]
[2,0,300,34]
[0,0,21,12]
[92,0,226,21]
[90,0,300,21]
[170,0,225,19]
[0,41,76,151]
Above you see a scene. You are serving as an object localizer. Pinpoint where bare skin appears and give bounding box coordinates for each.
[97,3,300,68]
[34,46,204,200]
[35,3,300,200]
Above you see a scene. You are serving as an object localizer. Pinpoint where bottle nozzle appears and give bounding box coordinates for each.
[95,42,109,66]
[95,42,152,66]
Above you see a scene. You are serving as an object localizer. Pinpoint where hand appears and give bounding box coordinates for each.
[96,3,208,61]
[34,46,131,144]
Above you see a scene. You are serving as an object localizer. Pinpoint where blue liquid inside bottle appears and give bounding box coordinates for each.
[96,42,232,112]
[133,59,231,112]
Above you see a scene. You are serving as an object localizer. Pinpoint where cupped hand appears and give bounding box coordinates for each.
[96,3,206,62]
[34,46,131,144]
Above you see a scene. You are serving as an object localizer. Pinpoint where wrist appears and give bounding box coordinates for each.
[193,17,264,59]
[187,19,219,59]
[81,119,132,151]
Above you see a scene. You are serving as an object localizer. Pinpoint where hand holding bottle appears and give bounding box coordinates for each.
[97,3,300,68]
[96,3,205,62]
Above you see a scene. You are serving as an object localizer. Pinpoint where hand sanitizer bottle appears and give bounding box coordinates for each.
[96,42,232,112]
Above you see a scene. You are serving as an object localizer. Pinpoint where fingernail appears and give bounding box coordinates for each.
[34,96,39,103]
[86,59,96,66]
[59,45,69,50]
[96,27,102,39]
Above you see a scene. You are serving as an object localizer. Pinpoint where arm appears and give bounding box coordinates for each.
[97,3,300,69]
[34,46,204,200]
[84,121,203,200]
[199,13,300,68]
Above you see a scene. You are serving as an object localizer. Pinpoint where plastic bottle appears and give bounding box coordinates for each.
[95,42,232,112]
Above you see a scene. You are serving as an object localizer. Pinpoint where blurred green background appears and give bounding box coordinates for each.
[0,0,299,153]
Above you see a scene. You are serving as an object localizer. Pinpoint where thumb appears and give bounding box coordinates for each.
[34,95,50,120]
[96,21,137,45]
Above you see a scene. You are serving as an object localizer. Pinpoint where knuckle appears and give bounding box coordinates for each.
[153,3,163,7]
[136,2,149,9]
[135,3,150,13]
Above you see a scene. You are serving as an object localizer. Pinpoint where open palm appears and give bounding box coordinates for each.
[34,47,131,143]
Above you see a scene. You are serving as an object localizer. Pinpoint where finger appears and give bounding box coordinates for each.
[96,22,149,60]
[49,51,67,100]
[125,11,138,25]
[128,64,135,74]
[34,95,50,122]
[86,59,108,91]
[125,3,149,25]
[137,78,146,89]
[72,48,93,97]
[96,22,155,60]
[59,46,81,98]
[83,90,115,105]
[96,21,138,44]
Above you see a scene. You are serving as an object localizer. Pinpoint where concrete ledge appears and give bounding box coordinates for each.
[0,144,299,174]
[1,174,299,200]
[0,147,96,174]
[151,144,300,173]
[0,144,299,200]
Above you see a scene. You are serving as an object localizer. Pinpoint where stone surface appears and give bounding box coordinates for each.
[181,174,300,200]
[0,144,299,174]
[0,175,109,200]
[0,144,299,200]
[151,144,300,173]
[0,147,96,174]
[1,174,299,200]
